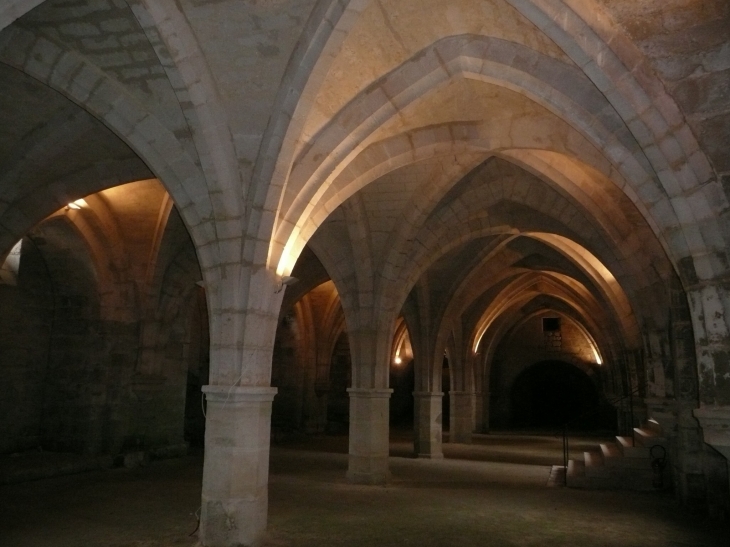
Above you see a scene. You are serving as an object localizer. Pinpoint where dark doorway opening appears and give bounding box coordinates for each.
[389,359,414,427]
[441,356,450,431]
[510,360,601,431]
[183,287,210,448]
[326,332,351,434]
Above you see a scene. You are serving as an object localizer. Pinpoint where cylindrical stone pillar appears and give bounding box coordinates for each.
[413,391,444,458]
[199,385,277,547]
[473,392,485,433]
[481,392,491,433]
[449,391,474,444]
[347,388,392,484]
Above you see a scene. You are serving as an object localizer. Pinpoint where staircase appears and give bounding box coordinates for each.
[566,418,668,491]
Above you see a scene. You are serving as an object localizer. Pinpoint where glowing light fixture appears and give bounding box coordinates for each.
[592,346,603,365]
[394,355,402,365]
[66,198,88,211]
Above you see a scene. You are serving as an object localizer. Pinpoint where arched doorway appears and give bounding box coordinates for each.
[389,358,414,428]
[326,332,351,434]
[510,360,603,431]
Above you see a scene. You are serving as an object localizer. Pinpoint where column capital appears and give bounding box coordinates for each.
[203,384,277,403]
[347,388,393,398]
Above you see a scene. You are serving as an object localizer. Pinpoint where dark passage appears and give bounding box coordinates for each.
[510,360,600,430]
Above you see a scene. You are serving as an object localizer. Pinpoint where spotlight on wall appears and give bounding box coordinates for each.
[275,275,299,293]
[65,198,88,211]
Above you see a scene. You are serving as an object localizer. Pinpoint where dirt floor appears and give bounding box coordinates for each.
[0,433,727,547]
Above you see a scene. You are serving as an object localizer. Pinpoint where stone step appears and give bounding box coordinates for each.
[600,442,651,469]
[566,459,617,490]
[567,458,585,478]
[584,450,610,478]
[645,418,663,435]
[547,465,566,487]
[634,427,668,450]
[616,436,650,458]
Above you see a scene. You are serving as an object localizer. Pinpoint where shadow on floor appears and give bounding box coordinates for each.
[0,432,727,547]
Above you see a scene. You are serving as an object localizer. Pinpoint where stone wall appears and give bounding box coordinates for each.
[489,313,604,429]
[0,194,207,464]
[0,237,52,454]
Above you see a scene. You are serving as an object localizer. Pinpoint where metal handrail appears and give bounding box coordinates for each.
[562,385,641,486]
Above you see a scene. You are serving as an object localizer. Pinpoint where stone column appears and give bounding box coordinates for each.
[473,392,484,433]
[199,385,277,547]
[305,382,329,434]
[483,392,492,432]
[413,391,444,458]
[347,388,392,484]
[449,391,474,443]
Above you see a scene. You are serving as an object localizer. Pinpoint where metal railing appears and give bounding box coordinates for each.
[562,385,641,486]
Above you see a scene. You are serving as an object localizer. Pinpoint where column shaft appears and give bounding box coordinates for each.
[413,391,444,458]
[473,392,485,433]
[200,385,277,547]
[347,388,392,484]
[449,391,474,443]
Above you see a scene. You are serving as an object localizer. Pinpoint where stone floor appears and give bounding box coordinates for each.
[0,432,727,546]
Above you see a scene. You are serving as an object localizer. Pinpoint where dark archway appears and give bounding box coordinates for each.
[326,332,351,434]
[271,312,301,434]
[442,356,450,430]
[510,360,600,431]
[183,286,210,448]
[389,358,414,427]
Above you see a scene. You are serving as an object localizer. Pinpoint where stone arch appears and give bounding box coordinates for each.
[512,310,604,370]
[391,317,413,366]
[504,0,727,283]
[0,0,44,31]
[43,201,140,322]
[251,0,372,262]
[472,272,625,397]
[0,26,218,272]
[128,0,241,225]
[375,164,655,341]
[473,272,622,359]
[422,239,625,392]
[17,215,124,455]
[271,34,678,277]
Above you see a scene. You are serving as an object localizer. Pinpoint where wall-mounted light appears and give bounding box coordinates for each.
[65,198,88,211]
[394,355,402,365]
[593,347,603,365]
